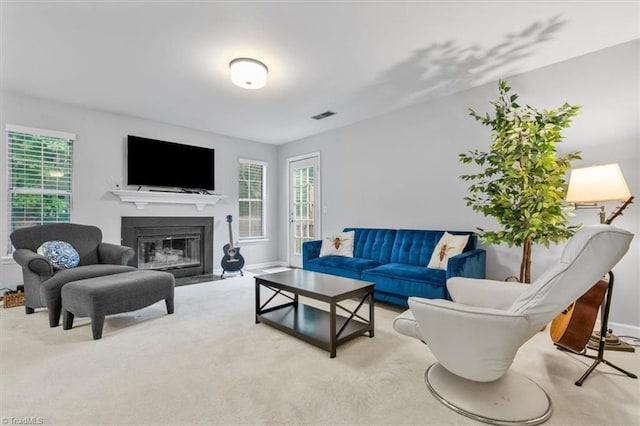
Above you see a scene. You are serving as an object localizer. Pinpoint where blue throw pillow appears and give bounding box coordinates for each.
[37,240,80,270]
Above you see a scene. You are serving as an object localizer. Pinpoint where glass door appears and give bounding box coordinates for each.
[288,154,319,268]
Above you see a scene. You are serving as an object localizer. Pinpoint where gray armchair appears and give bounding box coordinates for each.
[10,223,136,327]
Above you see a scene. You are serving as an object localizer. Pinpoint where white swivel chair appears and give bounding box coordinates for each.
[393,225,633,425]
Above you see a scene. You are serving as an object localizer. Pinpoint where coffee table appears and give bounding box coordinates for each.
[255,269,375,358]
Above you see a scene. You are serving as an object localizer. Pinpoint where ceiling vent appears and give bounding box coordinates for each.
[311,110,336,120]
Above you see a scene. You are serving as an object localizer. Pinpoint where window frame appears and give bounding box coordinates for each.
[238,158,267,241]
[6,124,76,254]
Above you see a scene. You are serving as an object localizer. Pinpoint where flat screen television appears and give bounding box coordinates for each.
[127,135,215,191]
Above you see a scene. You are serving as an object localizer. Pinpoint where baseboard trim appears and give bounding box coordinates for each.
[608,322,640,339]
[213,260,287,276]
[245,260,288,271]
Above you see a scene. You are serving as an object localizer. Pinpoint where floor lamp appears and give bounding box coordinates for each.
[566,163,634,225]
[565,163,636,385]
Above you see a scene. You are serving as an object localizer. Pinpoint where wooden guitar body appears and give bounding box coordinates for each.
[550,279,608,353]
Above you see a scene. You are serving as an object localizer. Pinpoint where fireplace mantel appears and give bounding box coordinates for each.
[111,190,226,211]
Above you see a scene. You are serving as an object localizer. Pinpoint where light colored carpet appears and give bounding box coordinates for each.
[1,273,638,425]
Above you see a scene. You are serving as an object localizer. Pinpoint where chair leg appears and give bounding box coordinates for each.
[165,297,174,315]
[62,310,74,330]
[90,314,105,340]
[49,305,62,327]
[25,306,35,314]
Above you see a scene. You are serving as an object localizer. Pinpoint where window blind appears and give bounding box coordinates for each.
[239,160,266,239]
[7,127,74,252]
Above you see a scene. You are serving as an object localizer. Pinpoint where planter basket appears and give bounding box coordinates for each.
[3,292,25,308]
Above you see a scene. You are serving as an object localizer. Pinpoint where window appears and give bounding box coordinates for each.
[238,159,266,240]
[6,125,75,252]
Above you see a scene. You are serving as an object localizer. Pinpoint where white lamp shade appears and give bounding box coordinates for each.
[566,163,631,203]
[229,58,268,89]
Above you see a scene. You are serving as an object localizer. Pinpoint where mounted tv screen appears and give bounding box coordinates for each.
[127,135,215,191]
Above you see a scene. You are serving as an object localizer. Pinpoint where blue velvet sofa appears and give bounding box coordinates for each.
[302,228,486,307]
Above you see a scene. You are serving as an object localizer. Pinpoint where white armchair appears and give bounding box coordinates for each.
[393,225,633,425]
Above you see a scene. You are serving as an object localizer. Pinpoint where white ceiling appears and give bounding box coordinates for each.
[1,1,638,145]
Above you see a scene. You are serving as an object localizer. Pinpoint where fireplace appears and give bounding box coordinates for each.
[138,233,201,270]
[121,217,213,283]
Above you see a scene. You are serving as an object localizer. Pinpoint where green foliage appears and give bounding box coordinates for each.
[460,80,581,282]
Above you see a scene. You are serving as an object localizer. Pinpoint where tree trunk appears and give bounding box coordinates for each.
[519,235,533,284]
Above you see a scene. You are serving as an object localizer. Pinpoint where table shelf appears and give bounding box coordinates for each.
[257,303,371,355]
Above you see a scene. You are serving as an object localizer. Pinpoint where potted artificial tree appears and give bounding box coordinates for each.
[460,80,581,283]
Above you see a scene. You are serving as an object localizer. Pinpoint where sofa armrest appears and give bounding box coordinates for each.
[98,242,135,265]
[12,248,54,278]
[444,249,486,299]
[302,240,322,268]
[447,249,486,280]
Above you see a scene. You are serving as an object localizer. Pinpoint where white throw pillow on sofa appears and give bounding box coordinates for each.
[427,232,469,270]
[319,231,355,257]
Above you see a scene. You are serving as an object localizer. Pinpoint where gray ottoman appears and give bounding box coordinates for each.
[61,270,175,340]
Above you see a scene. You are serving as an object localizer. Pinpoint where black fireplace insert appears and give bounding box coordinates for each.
[121,217,213,281]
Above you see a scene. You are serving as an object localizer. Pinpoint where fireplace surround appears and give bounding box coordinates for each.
[121,217,214,283]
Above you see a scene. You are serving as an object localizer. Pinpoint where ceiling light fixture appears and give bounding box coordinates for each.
[229,58,268,89]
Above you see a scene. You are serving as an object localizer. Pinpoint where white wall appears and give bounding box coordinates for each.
[277,40,639,332]
[2,41,637,333]
[1,92,282,286]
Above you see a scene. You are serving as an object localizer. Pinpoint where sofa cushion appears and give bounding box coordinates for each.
[362,263,448,302]
[39,264,137,307]
[304,256,384,280]
[364,263,446,284]
[390,229,475,266]
[343,228,397,263]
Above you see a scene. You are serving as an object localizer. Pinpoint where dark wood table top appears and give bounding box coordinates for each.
[255,269,374,300]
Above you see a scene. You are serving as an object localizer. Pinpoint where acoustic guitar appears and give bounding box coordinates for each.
[605,196,634,225]
[550,279,608,353]
[220,215,244,278]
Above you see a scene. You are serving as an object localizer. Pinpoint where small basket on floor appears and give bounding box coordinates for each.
[3,292,25,308]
